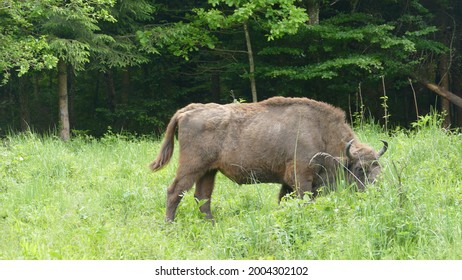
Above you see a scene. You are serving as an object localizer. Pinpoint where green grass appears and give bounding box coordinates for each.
[1,119,462,260]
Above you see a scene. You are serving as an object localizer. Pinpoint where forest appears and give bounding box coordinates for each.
[2,1,462,261]
[1,0,462,138]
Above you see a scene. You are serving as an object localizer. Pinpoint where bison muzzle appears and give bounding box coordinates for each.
[150,97,388,222]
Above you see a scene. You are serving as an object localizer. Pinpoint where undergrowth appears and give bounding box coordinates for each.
[1,115,461,259]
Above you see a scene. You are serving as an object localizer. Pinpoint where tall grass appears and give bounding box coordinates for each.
[1,116,462,259]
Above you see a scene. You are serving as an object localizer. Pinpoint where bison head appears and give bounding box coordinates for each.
[345,139,388,190]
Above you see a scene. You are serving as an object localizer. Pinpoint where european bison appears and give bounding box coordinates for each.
[151,97,387,222]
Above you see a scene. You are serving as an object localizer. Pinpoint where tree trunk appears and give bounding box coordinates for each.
[18,75,30,131]
[58,59,70,141]
[210,73,221,103]
[33,73,39,98]
[439,52,451,127]
[350,0,360,13]
[68,65,76,129]
[305,0,320,25]
[8,73,15,128]
[243,22,257,103]
[453,74,462,126]
[121,68,130,104]
[104,70,116,113]
[437,8,453,127]
[93,72,100,113]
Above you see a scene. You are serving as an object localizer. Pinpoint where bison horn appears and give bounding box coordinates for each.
[345,139,354,160]
[378,140,388,157]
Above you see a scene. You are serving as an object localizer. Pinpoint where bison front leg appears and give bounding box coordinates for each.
[294,179,313,199]
[283,162,314,200]
[194,170,217,220]
[278,184,294,203]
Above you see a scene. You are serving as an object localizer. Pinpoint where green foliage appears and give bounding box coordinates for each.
[411,111,446,130]
[93,0,154,70]
[42,0,117,69]
[137,23,217,60]
[49,39,91,71]
[2,118,462,259]
[1,0,461,136]
[0,35,57,82]
[0,0,120,79]
[137,0,308,60]
[267,55,385,80]
[196,0,309,40]
[261,11,430,82]
[0,2,57,82]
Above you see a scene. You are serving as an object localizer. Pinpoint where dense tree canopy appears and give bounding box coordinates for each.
[1,0,461,138]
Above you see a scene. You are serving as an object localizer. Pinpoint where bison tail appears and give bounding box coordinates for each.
[150,113,179,172]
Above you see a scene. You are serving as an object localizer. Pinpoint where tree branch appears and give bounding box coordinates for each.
[211,48,248,54]
[417,78,462,109]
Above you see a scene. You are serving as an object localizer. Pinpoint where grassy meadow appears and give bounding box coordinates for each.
[1,117,462,260]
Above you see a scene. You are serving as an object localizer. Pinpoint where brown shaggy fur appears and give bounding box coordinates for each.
[151,96,387,222]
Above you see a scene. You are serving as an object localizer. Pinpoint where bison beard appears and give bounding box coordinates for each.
[150,97,388,222]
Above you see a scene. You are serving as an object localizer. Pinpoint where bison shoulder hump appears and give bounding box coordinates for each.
[262,96,346,120]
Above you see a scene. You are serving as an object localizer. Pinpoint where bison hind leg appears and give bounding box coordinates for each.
[278,184,294,203]
[194,170,218,220]
[166,170,205,222]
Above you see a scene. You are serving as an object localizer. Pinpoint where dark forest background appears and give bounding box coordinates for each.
[1,0,462,138]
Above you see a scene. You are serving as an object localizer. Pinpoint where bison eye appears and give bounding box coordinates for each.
[354,166,366,176]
